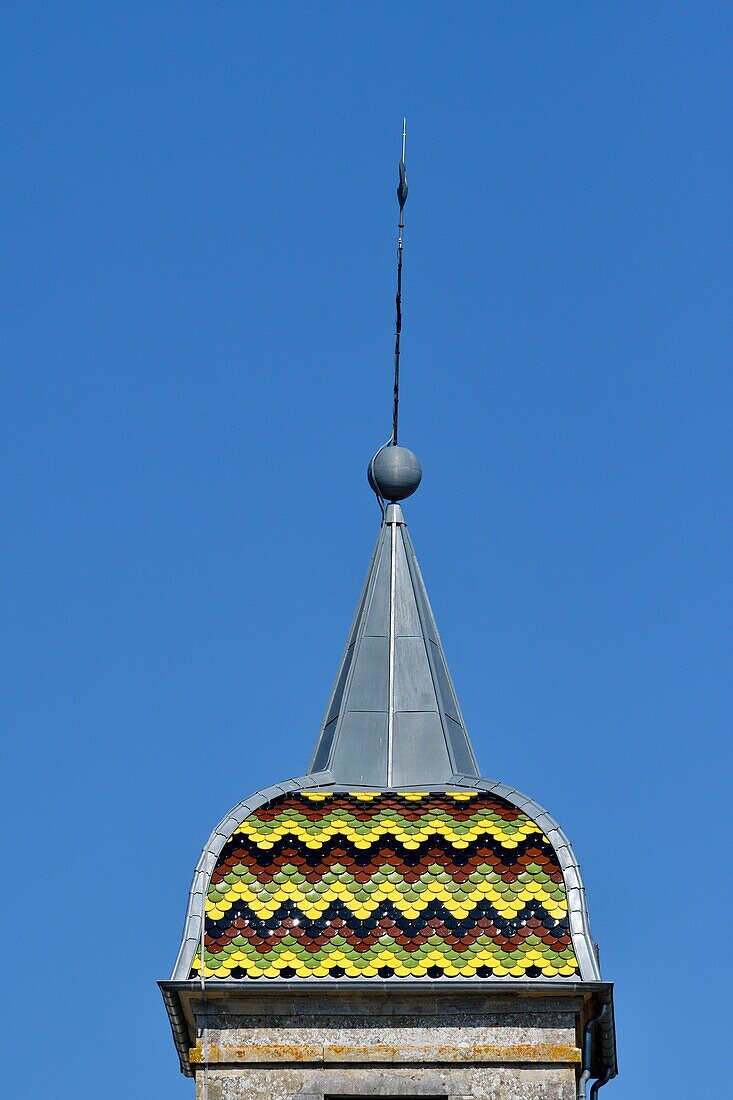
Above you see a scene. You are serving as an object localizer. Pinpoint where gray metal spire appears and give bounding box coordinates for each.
[309,502,480,787]
[309,125,479,787]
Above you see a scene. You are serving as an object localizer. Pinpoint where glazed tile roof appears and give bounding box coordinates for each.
[190,790,580,980]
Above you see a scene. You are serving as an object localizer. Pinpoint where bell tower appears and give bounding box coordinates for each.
[160,126,617,1099]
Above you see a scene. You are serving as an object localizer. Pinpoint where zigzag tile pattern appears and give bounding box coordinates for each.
[191,791,579,980]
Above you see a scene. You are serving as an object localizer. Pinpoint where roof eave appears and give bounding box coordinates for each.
[159,978,617,1081]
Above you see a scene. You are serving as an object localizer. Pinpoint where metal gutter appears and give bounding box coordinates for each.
[162,978,613,995]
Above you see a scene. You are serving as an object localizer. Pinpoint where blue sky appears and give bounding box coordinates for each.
[2,3,731,1096]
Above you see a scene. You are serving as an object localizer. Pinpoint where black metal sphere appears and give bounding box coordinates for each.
[367,444,422,501]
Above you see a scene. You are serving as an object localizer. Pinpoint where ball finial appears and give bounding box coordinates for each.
[368,444,422,502]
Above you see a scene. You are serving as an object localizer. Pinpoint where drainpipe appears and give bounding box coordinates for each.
[577,1002,610,1100]
[590,1068,613,1098]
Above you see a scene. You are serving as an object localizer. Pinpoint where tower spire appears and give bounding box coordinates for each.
[309,501,480,787]
[322,121,481,786]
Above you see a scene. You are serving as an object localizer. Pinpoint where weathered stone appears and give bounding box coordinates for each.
[194,1064,577,1099]
[188,988,581,1099]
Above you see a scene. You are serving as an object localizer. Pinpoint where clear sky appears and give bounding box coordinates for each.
[2,3,730,1097]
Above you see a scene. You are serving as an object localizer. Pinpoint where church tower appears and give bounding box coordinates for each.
[160,130,617,1099]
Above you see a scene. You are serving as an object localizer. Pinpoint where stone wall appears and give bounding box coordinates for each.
[188,990,581,1100]
[194,1065,576,1099]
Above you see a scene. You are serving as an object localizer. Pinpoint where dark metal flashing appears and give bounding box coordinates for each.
[160,983,194,1076]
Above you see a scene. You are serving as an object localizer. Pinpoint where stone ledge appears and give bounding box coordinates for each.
[189,1040,580,1065]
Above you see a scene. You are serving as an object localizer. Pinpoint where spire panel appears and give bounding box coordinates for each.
[309,504,480,785]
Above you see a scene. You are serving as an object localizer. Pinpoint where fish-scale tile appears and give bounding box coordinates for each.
[191,791,580,981]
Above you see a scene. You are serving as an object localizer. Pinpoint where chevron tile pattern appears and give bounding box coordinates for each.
[191,791,579,980]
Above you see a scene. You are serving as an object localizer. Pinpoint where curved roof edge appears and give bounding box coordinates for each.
[169,771,601,984]
[169,770,335,981]
[454,774,601,983]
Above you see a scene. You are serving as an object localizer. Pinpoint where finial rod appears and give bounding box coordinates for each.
[392,119,408,446]
[368,123,422,509]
